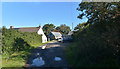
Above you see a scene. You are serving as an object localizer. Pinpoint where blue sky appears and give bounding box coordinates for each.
[2,2,88,29]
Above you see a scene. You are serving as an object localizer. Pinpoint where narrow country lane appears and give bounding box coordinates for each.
[24,41,71,68]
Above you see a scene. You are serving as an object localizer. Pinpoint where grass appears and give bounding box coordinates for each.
[2,40,54,67]
[2,48,32,67]
[30,40,55,48]
[0,55,2,68]
[2,58,25,67]
[64,42,78,66]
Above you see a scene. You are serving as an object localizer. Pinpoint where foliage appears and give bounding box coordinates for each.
[2,28,42,55]
[42,24,55,36]
[2,50,30,67]
[1,28,43,67]
[12,38,30,51]
[42,24,71,35]
[66,2,120,67]
[2,46,35,67]
[73,22,89,41]
[66,18,120,67]
[0,28,1,67]
[56,24,71,35]
[77,2,120,25]
[74,22,87,31]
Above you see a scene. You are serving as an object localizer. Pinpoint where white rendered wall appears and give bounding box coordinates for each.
[37,27,47,43]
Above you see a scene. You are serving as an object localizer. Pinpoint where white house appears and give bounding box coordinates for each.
[37,26,47,43]
[10,25,47,43]
[48,31,62,40]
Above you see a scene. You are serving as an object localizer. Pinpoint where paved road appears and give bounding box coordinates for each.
[24,41,70,68]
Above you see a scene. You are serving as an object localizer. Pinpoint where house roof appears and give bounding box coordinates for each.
[11,27,40,32]
[68,31,73,35]
[51,32,62,37]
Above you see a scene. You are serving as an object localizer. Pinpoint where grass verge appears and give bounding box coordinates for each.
[2,40,54,67]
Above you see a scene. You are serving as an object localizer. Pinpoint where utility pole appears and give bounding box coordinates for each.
[72,22,73,31]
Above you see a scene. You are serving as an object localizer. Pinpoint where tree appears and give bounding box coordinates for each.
[56,24,71,35]
[74,22,87,31]
[77,2,120,25]
[42,24,55,36]
[2,26,7,35]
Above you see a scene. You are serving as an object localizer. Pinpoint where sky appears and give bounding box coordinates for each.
[2,2,88,29]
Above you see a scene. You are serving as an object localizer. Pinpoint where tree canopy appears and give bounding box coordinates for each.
[56,24,71,35]
[66,2,120,67]
[42,24,55,36]
[74,22,87,31]
[77,2,120,25]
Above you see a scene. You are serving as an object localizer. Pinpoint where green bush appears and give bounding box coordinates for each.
[66,18,120,67]
[12,38,30,51]
[2,28,42,55]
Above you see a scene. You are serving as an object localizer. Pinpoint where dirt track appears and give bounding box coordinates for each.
[24,41,70,68]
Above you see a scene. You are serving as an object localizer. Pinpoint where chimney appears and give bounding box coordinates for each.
[10,26,14,29]
[39,25,41,28]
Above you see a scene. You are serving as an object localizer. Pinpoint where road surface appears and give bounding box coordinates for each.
[24,41,70,68]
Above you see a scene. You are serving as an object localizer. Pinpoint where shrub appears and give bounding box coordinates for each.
[2,28,42,55]
[66,17,120,67]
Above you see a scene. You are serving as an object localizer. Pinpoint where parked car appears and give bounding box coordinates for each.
[57,38,63,42]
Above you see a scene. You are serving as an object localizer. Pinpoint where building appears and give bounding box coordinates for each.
[10,25,47,43]
[68,31,73,36]
[67,31,73,39]
[48,31,62,40]
[62,31,73,40]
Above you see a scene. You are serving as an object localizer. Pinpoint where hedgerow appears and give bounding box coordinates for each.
[2,28,42,55]
[66,17,120,67]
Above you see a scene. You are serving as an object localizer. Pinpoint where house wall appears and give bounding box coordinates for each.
[37,27,47,43]
[42,35,47,43]
[48,33,55,40]
[48,32,62,40]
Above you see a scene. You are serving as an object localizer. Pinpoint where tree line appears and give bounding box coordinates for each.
[42,24,71,36]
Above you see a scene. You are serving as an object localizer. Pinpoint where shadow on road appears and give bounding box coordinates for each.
[24,41,71,68]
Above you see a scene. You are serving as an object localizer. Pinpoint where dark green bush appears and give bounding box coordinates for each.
[12,38,30,51]
[66,17,120,67]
